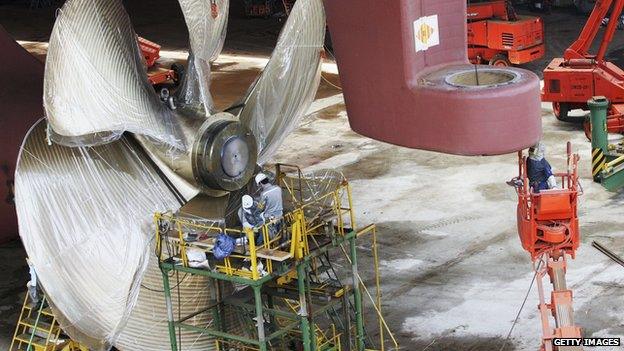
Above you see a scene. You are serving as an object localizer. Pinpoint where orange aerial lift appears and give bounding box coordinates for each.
[137,36,183,87]
[542,0,624,136]
[467,0,545,66]
[510,142,583,350]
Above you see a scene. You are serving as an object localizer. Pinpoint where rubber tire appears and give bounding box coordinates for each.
[583,118,592,141]
[552,102,570,121]
[489,54,511,67]
[171,63,185,87]
[553,102,587,123]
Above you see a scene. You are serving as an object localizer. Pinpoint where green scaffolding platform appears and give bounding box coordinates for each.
[156,165,398,351]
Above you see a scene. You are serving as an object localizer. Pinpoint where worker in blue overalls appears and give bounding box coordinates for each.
[237,194,265,245]
[527,141,558,192]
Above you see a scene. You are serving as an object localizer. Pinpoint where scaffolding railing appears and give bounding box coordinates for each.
[10,290,89,351]
[156,166,398,351]
[156,173,355,281]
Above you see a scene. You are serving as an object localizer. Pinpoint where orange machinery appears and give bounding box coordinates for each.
[137,36,182,87]
[467,0,545,66]
[511,142,583,351]
[542,0,624,135]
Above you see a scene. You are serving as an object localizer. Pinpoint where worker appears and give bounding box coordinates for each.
[527,142,558,192]
[255,172,283,238]
[238,195,264,230]
[256,173,283,219]
[237,194,265,245]
[26,259,39,307]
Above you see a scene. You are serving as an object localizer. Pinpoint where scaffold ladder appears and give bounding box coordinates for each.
[10,291,88,351]
[307,247,372,347]
[10,293,61,351]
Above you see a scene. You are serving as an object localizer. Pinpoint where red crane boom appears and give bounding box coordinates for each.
[542,0,624,135]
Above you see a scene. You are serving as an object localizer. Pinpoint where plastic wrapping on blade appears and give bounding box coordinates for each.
[178,0,228,63]
[175,52,216,115]
[239,0,325,164]
[115,210,243,350]
[14,120,182,350]
[44,0,184,149]
[176,0,229,115]
[281,169,345,213]
[299,169,345,203]
[115,256,222,350]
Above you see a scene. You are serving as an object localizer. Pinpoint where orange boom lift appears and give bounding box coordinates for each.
[467,0,545,66]
[510,142,583,351]
[137,36,183,87]
[542,0,624,135]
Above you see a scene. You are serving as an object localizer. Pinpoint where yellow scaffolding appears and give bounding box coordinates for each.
[10,291,88,351]
[155,170,355,281]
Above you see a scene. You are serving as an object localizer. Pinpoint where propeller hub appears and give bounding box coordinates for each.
[221,136,250,178]
[192,114,257,192]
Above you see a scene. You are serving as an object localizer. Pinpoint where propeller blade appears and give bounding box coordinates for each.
[238,0,325,164]
[176,0,230,114]
[178,0,229,63]
[44,0,183,149]
[115,196,250,350]
[174,51,216,115]
[15,120,183,348]
[115,254,225,350]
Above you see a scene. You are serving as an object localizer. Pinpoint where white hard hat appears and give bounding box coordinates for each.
[255,173,268,185]
[529,141,545,158]
[242,195,253,209]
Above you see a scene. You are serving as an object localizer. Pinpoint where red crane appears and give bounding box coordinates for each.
[542,0,624,136]
[510,142,583,351]
[137,36,183,87]
[467,0,545,66]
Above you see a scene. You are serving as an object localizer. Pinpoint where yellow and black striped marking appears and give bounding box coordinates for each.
[592,148,606,180]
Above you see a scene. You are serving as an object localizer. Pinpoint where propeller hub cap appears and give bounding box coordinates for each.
[192,116,257,192]
[221,136,250,178]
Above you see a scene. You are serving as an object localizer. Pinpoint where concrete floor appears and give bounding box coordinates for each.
[2,2,624,350]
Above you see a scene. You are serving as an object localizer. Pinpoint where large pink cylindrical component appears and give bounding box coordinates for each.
[324,0,542,155]
[0,26,43,244]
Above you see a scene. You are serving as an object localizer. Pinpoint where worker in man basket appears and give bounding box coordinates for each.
[527,141,558,192]
[255,172,283,239]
